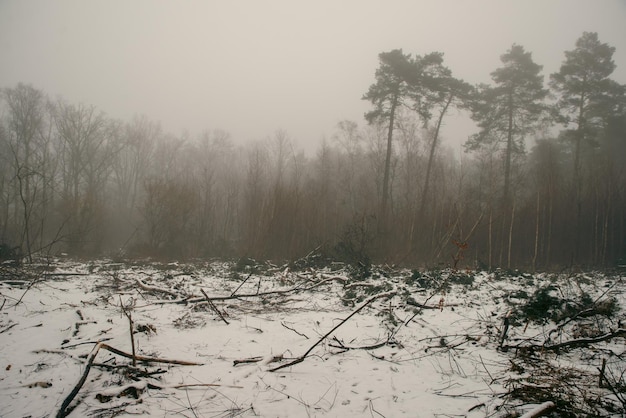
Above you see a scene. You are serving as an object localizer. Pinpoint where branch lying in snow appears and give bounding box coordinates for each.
[55,342,202,418]
[233,355,285,366]
[98,343,203,365]
[268,291,395,372]
[201,288,229,324]
[519,401,555,418]
[94,380,246,403]
[503,328,626,352]
[543,328,626,351]
[137,275,344,307]
[329,335,389,352]
[406,298,460,310]
[135,277,180,298]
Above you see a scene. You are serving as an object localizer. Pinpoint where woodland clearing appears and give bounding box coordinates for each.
[1,257,625,417]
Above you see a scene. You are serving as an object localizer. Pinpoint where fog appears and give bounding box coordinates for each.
[1,1,626,269]
[1,0,625,154]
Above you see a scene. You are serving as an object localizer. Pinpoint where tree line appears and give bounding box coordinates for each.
[1,32,625,269]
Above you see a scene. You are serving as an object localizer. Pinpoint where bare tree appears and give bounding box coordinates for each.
[52,100,117,253]
[1,84,55,260]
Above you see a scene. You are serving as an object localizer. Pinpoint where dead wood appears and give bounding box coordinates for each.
[92,362,167,378]
[55,341,202,418]
[281,321,309,339]
[119,296,136,366]
[95,381,146,403]
[233,355,285,366]
[138,275,341,307]
[543,328,626,351]
[0,322,17,333]
[200,288,229,324]
[599,358,607,388]
[134,277,180,298]
[230,272,253,296]
[72,320,96,337]
[56,341,103,418]
[98,343,203,365]
[148,382,245,390]
[519,401,555,418]
[269,291,395,372]
[406,298,459,310]
[499,310,511,350]
[61,338,112,349]
[329,335,388,351]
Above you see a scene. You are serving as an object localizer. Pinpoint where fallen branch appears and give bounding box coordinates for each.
[230,273,253,297]
[200,275,344,303]
[406,298,460,310]
[543,328,626,351]
[98,343,203,365]
[56,342,103,418]
[95,381,146,403]
[149,382,244,390]
[269,291,395,372]
[135,277,180,298]
[281,321,309,339]
[233,355,285,366]
[137,275,344,306]
[0,322,17,333]
[519,401,555,418]
[55,342,202,418]
[329,335,387,351]
[499,310,511,350]
[119,296,136,366]
[61,338,113,349]
[200,288,229,324]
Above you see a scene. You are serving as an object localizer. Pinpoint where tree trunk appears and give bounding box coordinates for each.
[380,93,398,236]
[573,81,586,265]
[503,88,514,204]
[532,191,540,273]
[413,93,453,253]
[507,198,516,269]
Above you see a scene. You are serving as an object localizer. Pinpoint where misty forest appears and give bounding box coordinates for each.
[1,31,625,270]
[3,31,626,418]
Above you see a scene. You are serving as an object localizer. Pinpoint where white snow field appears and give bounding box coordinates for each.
[1,259,625,417]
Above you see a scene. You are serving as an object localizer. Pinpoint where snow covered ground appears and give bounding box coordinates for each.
[1,259,625,417]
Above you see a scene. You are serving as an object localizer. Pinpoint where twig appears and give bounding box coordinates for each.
[233,355,285,366]
[13,274,42,308]
[230,273,252,297]
[479,354,496,384]
[200,289,229,324]
[61,338,113,349]
[150,382,244,389]
[119,296,136,366]
[329,336,387,351]
[369,399,386,417]
[281,321,309,339]
[269,291,395,372]
[599,358,607,388]
[600,367,626,408]
[0,322,17,333]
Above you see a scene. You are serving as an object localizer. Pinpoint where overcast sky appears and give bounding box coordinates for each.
[1,0,625,154]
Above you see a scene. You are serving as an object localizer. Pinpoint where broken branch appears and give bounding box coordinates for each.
[269,291,395,372]
[200,288,229,324]
[55,342,202,417]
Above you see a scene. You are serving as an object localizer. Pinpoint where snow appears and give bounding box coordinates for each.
[1,260,625,417]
